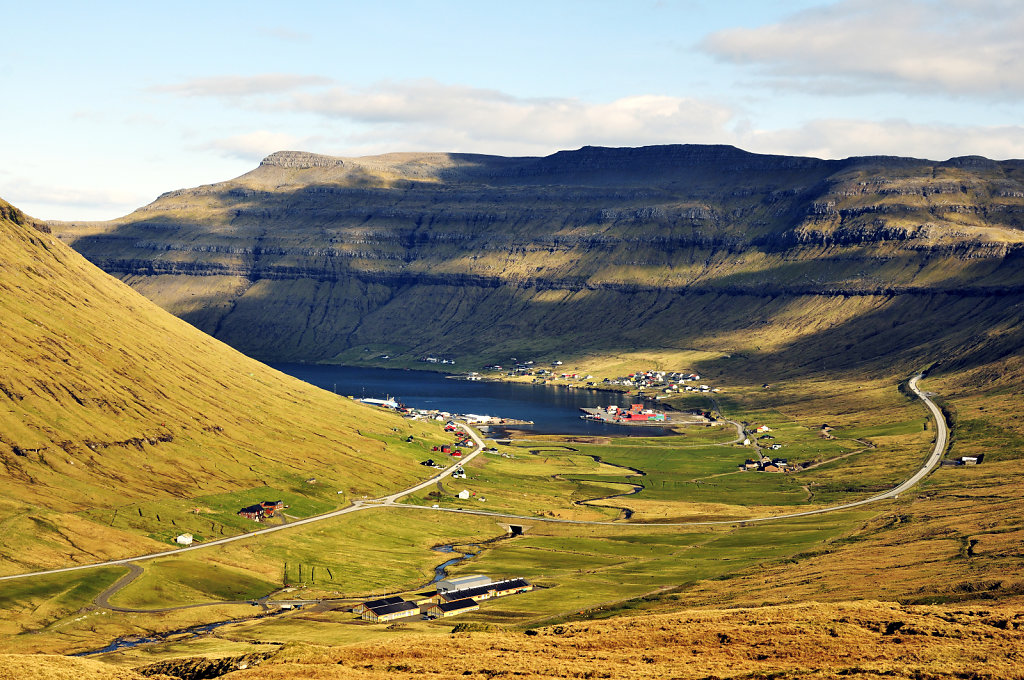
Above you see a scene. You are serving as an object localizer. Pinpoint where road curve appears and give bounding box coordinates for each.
[0,424,485,583]
[393,374,949,527]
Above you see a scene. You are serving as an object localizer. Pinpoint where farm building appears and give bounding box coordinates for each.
[261,500,284,516]
[175,533,193,546]
[352,596,403,615]
[436,574,491,593]
[457,489,471,500]
[237,504,265,521]
[438,584,495,603]
[491,578,533,597]
[427,598,479,619]
[361,601,419,623]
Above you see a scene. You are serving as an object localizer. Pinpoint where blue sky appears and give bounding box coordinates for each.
[3,0,1023,220]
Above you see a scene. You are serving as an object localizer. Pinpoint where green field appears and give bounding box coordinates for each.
[110,560,278,609]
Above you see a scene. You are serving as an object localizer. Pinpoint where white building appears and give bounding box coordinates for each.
[175,533,194,546]
[457,489,471,500]
[436,574,492,593]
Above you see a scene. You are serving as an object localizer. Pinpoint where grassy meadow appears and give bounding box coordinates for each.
[0,364,963,661]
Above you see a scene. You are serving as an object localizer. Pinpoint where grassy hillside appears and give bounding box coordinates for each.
[0,198,445,574]
[5,599,1022,679]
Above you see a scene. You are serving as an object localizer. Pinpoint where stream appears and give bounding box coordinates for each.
[429,543,480,584]
[530,448,647,520]
[74,543,483,657]
[71,613,281,657]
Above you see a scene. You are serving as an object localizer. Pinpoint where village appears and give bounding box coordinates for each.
[737,425,790,472]
[424,354,721,397]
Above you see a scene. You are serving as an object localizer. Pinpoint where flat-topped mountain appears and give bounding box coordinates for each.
[57,144,1024,379]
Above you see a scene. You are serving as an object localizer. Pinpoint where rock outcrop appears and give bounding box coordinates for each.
[259,150,345,169]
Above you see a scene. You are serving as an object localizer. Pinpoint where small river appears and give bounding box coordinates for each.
[271,364,673,436]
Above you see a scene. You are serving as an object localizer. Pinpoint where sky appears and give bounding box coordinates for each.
[3,0,1023,220]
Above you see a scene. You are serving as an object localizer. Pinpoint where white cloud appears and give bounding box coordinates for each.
[156,73,334,98]
[701,0,1024,98]
[739,118,1024,161]
[205,130,306,160]
[157,74,1024,164]
[270,78,736,153]
[2,176,152,221]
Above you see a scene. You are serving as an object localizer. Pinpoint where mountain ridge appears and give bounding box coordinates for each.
[55,143,1024,377]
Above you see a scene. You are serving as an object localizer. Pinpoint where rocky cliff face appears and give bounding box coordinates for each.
[55,145,1024,375]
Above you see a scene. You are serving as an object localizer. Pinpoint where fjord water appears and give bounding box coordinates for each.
[271,364,665,436]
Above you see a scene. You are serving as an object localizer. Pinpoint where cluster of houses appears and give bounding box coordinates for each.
[738,426,792,472]
[353,575,532,623]
[601,371,709,392]
[421,356,456,365]
[582,403,668,423]
[740,455,790,473]
[237,499,285,522]
[481,362,719,397]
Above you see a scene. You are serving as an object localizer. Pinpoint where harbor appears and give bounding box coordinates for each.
[271,363,677,435]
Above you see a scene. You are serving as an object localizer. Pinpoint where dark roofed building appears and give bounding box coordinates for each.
[439,584,495,602]
[492,578,533,597]
[237,504,265,521]
[261,500,284,516]
[427,598,480,618]
[361,601,419,623]
[352,595,403,615]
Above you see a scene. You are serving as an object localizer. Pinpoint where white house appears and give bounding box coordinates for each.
[175,533,194,546]
[457,489,471,500]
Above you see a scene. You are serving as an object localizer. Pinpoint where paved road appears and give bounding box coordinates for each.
[720,419,746,446]
[0,378,946,582]
[394,374,949,527]
[0,424,485,584]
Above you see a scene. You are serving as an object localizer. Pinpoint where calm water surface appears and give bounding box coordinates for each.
[271,364,669,436]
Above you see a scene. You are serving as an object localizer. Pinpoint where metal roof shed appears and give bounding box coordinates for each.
[436,574,491,593]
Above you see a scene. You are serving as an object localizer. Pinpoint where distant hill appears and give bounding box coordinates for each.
[56,145,1024,383]
[0,197,432,573]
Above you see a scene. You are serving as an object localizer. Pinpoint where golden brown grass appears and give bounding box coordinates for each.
[166,601,1024,679]
[5,599,1024,679]
[0,654,157,680]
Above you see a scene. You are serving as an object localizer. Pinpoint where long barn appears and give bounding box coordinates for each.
[361,601,419,623]
[426,598,479,619]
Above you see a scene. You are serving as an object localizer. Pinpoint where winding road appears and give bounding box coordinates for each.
[395,374,948,526]
[0,374,947,583]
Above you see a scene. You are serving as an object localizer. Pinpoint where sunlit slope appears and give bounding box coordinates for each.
[0,198,432,573]
[56,146,1024,376]
[7,600,1019,680]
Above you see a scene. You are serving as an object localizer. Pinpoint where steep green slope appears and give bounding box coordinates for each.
[57,145,1024,380]
[0,198,440,574]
